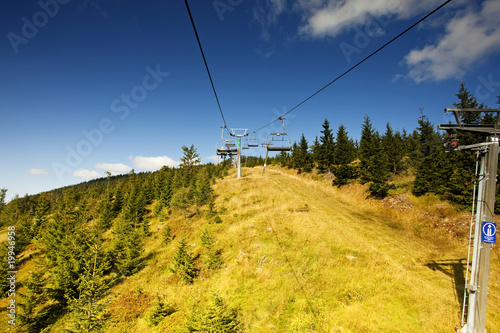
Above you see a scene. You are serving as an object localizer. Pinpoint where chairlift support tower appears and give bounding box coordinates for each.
[229,128,248,178]
[438,108,500,333]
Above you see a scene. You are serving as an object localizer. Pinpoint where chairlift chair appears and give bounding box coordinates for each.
[265,117,291,152]
[266,132,292,152]
[215,125,238,157]
[246,131,260,148]
[262,117,292,176]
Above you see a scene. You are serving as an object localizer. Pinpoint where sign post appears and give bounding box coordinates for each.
[481,222,497,243]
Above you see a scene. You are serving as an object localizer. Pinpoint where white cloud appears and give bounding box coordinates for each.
[130,155,179,171]
[297,0,443,38]
[403,0,500,82]
[206,155,219,162]
[74,169,100,180]
[95,162,131,173]
[28,168,49,175]
[253,0,287,41]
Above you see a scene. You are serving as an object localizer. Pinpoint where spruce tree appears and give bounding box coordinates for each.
[291,141,300,171]
[112,218,144,276]
[0,244,10,296]
[317,119,335,174]
[42,212,88,307]
[163,225,173,245]
[111,187,124,218]
[334,124,356,165]
[69,229,112,332]
[367,135,391,198]
[145,294,176,327]
[311,136,321,167]
[171,238,196,283]
[188,294,241,332]
[195,170,214,207]
[18,270,49,333]
[0,188,7,213]
[359,115,377,183]
[180,145,200,183]
[200,229,223,271]
[171,187,192,219]
[412,113,448,196]
[98,192,114,230]
[300,134,313,172]
[331,125,357,187]
[291,135,312,173]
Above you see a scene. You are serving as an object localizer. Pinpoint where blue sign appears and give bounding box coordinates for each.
[482,222,497,243]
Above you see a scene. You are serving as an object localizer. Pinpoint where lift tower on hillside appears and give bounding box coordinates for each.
[438,108,500,333]
[229,129,248,178]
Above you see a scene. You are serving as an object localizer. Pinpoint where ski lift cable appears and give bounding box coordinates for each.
[252,0,453,133]
[184,0,230,133]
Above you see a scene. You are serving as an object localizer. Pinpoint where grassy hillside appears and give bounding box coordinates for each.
[2,166,499,332]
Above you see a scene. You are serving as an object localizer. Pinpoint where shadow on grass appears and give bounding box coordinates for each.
[426,259,467,306]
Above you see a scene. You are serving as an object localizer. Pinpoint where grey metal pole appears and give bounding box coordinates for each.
[237,136,241,178]
[475,138,499,332]
[262,148,269,176]
[461,138,499,333]
[229,129,248,179]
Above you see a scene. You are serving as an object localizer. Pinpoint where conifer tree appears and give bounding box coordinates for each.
[332,125,357,186]
[195,170,214,207]
[163,225,173,245]
[145,294,176,327]
[142,177,155,205]
[291,141,300,170]
[160,171,173,207]
[180,145,200,169]
[382,123,405,174]
[0,245,10,296]
[34,193,51,220]
[334,124,356,165]
[359,115,378,183]
[296,134,313,173]
[412,113,449,196]
[311,136,321,167]
[98,192,114,230]
[112,218,144,276]
[42,212,88,307]
[171,187,192,219]
[291,136,312,174]
[367,135,391,198]
[171,238,196,283]
[111,187,124,218]
[317,119,335,174]
[0,188,7,213]
[180,145,200,183]
[18,270,49,333]
[187,294,241,332]
[200,229,223,270]
[69,229,113,332]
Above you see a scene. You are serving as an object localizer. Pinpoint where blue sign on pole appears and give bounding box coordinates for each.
[482,222,497,243]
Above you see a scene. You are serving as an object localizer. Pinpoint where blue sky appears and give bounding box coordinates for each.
[1,0,500,201]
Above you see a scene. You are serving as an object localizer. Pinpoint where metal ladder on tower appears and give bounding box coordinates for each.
[460,149,483,330]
